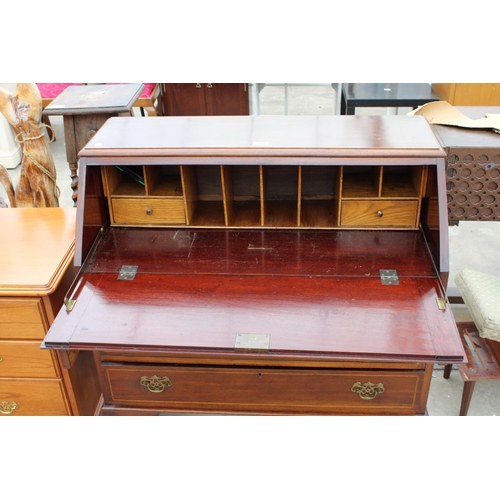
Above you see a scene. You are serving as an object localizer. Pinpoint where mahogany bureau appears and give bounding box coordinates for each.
[42,115,465,415]
[0,208,101,416]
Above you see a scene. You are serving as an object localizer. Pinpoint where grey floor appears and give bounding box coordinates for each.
[2,84,499,416]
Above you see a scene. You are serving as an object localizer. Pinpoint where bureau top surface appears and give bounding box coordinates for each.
[81,115,445,158]
[0,208,76,295]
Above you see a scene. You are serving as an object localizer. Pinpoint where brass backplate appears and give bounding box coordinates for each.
[234,333,270,352]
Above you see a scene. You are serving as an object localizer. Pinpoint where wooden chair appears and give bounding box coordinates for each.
[105,83,162,116]
[444,269,500,415]
[134,83,162,116]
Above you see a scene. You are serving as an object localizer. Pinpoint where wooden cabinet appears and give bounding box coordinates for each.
[0,208,101,416]
[432,83,500,106]
[42,115,465,415]
[161,83,249,116]
[431,106,500,223]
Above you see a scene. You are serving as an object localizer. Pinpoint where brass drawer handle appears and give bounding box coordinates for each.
[140,375,172,393]
[0,401,19,415]
[351,382,385,400]
[195,83,202,88]
[0,356,3,362]
[377,211,383,217]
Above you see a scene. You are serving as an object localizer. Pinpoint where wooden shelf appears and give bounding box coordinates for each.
[189,200,226,227]
[103,163,427,230]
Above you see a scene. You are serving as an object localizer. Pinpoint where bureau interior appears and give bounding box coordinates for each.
[101,163,429,229]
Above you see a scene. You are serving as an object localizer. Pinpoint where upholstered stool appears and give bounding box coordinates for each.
[37,83,84,141]
[456,269,500,342]
[444,269,500,415]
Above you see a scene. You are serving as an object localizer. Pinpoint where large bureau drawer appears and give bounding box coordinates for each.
[341,200,418,227]
[0,298,46,340]
[0,379,69,416]
[101,364,428,415]
[111,198,186,225]
[0,340,58,378]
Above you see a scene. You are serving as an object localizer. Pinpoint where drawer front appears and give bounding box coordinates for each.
[0,379,70,416]
[102,365,426,415]
[341,200,418,227]
[111,198,186,225]
[0,340,58,378]
[0,298,46,340]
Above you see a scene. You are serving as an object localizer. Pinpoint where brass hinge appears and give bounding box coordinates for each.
[380,269,399,285]
[436,297,447,310]
[118,265,138,280]
[64,298,77,311]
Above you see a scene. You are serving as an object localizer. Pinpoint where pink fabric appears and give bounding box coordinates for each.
[140,83,157,98]
[36,83,83,99]
[105,83,157,98]
[36,83,156,99]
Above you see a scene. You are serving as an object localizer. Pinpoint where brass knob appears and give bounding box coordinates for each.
[351,382,385,400]
[140,375,172,393]
[377,211,383,217]
[0,356,2,362]
[146,208,153,215]
[0,401,18,415]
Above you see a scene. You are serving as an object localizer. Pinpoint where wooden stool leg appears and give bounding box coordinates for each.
[42,115,55,141]
[443,364,452,379]
[459,381,476,416]
[143,106,157,116]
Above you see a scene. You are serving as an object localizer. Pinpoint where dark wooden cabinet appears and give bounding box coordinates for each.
[161,83,249,116]
[42,115,465,415]
[431,106,500,223]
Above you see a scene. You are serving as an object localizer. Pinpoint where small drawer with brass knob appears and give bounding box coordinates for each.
[111,198,186,225]
[341,200,418,227]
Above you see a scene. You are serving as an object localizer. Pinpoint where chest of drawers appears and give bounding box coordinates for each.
[0,208,101,416]
[42,115,465,415]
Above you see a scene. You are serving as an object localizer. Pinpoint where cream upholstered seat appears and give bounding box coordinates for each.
[443,268,500,415]
[455,268,500,342]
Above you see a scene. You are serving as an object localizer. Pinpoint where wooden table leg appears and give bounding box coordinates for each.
[459,380,476,416]
[443,364,452,379]
[63,115,79,206]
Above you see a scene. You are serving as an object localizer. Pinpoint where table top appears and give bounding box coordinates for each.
[432,106,500,148]
[342,83,440,105]
[43,83,144,115]
[0,208,75,295]
[82,114,445,159]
